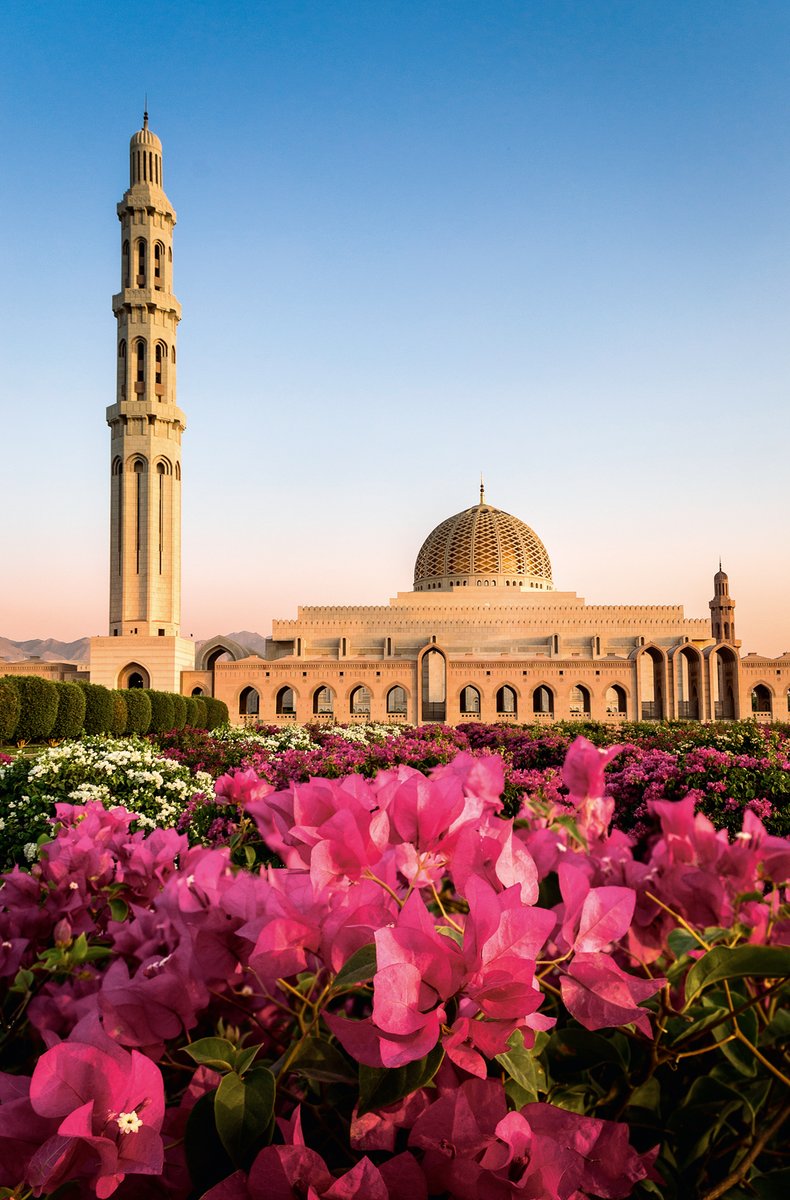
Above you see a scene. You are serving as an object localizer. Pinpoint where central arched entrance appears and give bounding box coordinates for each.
[420,647,446,723]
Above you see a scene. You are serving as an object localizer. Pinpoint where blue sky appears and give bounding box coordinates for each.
[1,1,789,653]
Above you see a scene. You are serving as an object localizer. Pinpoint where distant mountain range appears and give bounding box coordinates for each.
[0,631,269,665]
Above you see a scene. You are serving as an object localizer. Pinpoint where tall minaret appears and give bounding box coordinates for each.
[107,113,185,637]
[709,562,737,644]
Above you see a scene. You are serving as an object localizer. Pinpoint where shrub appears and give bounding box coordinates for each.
[0,678,21,743]
[109,689,128,736]
[203,696,229,730]
[78,682,115,735]
[7,676,59,743]
[49,681,87,741]
[171,692,187,731]
[184,696,199,728]
[145,689,176,734]
[191,697,208,729]
[0,736,213,868]
[124,688,152,735]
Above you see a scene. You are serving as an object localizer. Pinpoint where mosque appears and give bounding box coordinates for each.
[17,118,790,726]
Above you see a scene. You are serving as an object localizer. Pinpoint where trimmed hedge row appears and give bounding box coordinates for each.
[0,675,228,744]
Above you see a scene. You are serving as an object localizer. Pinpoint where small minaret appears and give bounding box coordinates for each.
[107,113,185,637]
[710,562,736,644]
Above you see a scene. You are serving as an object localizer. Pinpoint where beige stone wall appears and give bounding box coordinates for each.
[89,634,195,693]
[0,661,83,682]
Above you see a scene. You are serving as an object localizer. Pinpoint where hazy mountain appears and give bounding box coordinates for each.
[0,631,269,665]
[0,636,90,664]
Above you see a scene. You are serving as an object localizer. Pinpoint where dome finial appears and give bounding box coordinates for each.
[479,474,485,505]
[143,94,148,129]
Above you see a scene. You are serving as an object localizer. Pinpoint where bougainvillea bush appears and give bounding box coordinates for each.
[0,736,788,1199]
[152,720,790,841]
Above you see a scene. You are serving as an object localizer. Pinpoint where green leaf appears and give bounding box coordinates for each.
[184,1090,233,1191]
[108,898,129,922]
[214,1067,276,1169]
[331,943,377,992]
[71,932,89,963]
[10,967,35,994]
[291,1036,357,1084]
[496,1029,546,1101]
[358,1043,443,1116]
[667,928,700,957]
[183,1037,237,1072]
[685,945,790,1005]
[234,1044,261,1076]
[750,1168,790,1199]
[436,925,464,947]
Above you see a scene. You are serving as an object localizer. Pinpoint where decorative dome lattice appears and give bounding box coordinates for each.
[413,488,553,591]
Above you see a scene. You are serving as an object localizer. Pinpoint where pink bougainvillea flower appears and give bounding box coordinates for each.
[26,1039,164,1198]
[561,952,663,1036]
[372,890,465,1067]
[215,767,273,809]
[451,820,539,905]
[562,736,623,841]
[556,864,636,954]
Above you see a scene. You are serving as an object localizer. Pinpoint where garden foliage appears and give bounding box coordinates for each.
[0,679,21,743]
[124,689,152,735]
[78,682,116,735]
[0,732,787,1199]
[5,676,58,743]
[50,681,87,742]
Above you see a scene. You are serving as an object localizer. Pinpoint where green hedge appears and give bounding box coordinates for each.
[7,676,59,743]
[109,690,128,736]
[0,678,22,743]
[184,696,199,727]
[124,689,152,735]
[192,697,208,729]
[204,697,229,729]
[50,682,87,741]
[171,693,187,731]
[145,690,176,734]
[78,682,115,735]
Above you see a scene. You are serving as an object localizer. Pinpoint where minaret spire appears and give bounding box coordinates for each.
[479,474,485,505]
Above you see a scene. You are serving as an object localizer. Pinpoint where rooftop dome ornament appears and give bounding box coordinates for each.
[414,490,554,593]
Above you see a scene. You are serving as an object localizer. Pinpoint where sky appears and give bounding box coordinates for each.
[1,0,788,655]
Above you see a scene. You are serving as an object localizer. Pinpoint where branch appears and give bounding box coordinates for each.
[700,1099,790,1200]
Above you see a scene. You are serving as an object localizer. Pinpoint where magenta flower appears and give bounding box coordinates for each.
[26,1039,164,1198]
[561,952,663,1036]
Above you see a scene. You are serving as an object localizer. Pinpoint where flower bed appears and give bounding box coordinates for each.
[0,735,788,1198]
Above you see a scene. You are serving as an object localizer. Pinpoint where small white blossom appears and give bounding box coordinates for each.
[116,1111,143,1134]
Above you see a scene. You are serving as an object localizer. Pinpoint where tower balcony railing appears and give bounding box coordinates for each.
[533,710,554,721]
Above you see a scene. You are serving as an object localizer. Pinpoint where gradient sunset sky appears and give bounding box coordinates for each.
[1,1,789,654]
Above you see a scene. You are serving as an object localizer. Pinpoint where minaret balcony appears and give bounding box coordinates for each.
[112,290,182,319]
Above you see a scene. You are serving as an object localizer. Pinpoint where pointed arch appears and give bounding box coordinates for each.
[276,685,297,715]
[634,645,667,720]
[419,644,447,722]
[459,684,481,715]
[569,683,591,716]
[118,662,150,689]
[386,684,409,716]
[605,683,628,716]
[533,684,554,716]
[313,685,334,716]
[349,684,371,716]
[196,636,248,671]
[496,684,518,716]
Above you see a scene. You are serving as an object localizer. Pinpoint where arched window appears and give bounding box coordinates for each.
[136,239,146,287]
[676,646,702,719]
[751,685,772,715]
[154,242,163,289]
[239,687,260,716]
[118,340,126,397]
[712,645,738,720]
[191,687,204,696]
[155,343,164,391]
[496,685,517,716]
[605,684,627,716]
[386,686,407,716]
[276,687,296,715]
[313,686,334,716]
[122,240,130,288]
[421,648,446,722]
[533,685,553,716]
[119,662,150,689]
[569,684,591,716]
[136,341,146,390]
[350,685,371,715]
[460,685,481,715]
[639,647,666,721]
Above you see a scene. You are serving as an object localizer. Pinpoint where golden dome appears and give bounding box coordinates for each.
[414,489,553,592]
